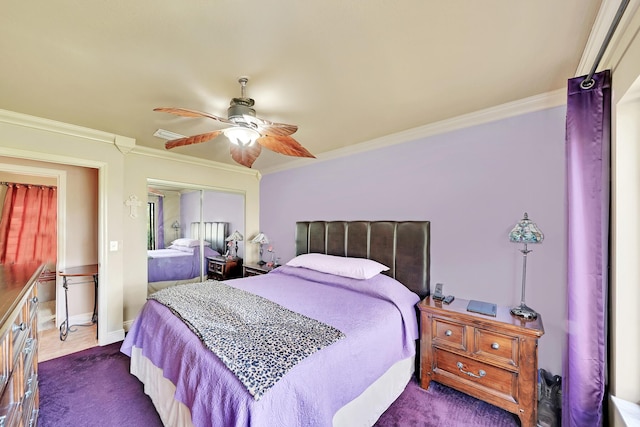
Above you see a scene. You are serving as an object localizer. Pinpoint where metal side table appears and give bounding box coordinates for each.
[58,264,98,341]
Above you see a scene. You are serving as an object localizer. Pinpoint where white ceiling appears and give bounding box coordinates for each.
[1,1,608,172]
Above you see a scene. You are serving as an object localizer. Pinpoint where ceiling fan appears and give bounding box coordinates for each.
[154,77,315,168]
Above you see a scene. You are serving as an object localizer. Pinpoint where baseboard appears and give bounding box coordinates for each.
[100,328,125,346]
[63,312,125,345]
[67,312,94,326]
[123,319,134,332]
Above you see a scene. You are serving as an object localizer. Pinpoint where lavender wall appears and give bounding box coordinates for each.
[260,106,566,375]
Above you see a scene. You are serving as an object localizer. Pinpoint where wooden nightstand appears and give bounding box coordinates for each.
[418,297,544,427]
[243,263,274,277]
[207,257,242,281]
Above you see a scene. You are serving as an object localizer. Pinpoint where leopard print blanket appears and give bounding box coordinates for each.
[148,281,345,400]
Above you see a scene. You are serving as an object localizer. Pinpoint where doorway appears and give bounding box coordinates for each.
[0,160,99,340]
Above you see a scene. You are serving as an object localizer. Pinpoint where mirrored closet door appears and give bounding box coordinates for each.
[146,179,245,294]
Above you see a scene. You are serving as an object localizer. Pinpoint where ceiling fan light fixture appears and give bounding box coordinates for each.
[224,127,260,147]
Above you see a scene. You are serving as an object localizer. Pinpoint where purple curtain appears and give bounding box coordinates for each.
[563,69,610,426]
[157,197,165,249]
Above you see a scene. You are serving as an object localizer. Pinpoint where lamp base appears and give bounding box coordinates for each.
[510,303,538,320]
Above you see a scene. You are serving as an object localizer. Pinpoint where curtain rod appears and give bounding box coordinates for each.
[581,0,630,89]
[1,181,56,189]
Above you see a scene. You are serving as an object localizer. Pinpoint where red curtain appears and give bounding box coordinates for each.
[0,184,57,265]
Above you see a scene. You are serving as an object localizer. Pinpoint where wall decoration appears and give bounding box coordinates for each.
[125,195,142,219]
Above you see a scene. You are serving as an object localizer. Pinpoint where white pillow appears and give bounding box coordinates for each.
[170,238,210,248]
[286,253,389,280]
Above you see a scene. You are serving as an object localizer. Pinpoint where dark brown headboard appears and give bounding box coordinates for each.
[295,221,430,298]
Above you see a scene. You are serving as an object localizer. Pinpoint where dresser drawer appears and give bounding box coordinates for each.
[0,373,20,426]
[27,288,38,324]
[474,328,519,368]
[433,348,518,402]
[0,330,8,392]
[21,338,37,393]
[21,372,38,427]
[10,312,28,368]
[432,318,466,351]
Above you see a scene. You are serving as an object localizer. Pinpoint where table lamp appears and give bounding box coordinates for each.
[509,212,544,320]
[225,230,244,258]
[251,232,270,265]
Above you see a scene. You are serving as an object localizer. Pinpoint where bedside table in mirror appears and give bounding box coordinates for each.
[207,256,243,281]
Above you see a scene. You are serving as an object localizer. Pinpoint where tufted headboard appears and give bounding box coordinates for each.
[190,222,229,254]
[295,221,430,298]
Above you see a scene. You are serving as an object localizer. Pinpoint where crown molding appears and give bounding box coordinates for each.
[261,88,567,175]
[131,145,262,180]
[0,108,121,145]
[0,108,261,180]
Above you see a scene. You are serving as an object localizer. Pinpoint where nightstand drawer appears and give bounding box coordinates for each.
[243,264,274,277]
[433,348,517,401]
[474,328,518,368]
[432,318,465,351]
[209,261,224,274]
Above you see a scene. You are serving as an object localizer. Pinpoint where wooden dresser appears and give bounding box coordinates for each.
[418,297,544,427]
[0,263,43,427]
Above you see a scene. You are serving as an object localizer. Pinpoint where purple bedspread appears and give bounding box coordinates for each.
[147,246,219,282]
[122,265,420,427]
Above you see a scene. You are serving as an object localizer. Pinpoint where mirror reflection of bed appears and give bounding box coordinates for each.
[147,222,228,293]
[146,181,245,294]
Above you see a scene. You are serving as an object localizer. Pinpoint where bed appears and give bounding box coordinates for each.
[147,222,228,291]
[124,220,430,427]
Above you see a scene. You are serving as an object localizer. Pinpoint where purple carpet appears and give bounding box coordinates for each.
[374,379,519,426]
[38,342,162,427]
[38,342,519,426]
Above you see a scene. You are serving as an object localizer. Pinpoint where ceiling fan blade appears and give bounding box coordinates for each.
[230,142,262,168]
[244,115,298,136]
[165,131,223,149]
[154,107,233,125]
[257,135,315,158]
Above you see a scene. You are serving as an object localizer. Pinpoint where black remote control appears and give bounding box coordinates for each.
[443,295,455,304]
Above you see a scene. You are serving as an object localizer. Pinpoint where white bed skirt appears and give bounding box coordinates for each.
[129,346,414,427]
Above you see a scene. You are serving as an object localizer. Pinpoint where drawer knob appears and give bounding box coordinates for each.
[32,296,39,304]
[457,362,486,379]
[491,342,500,350]
[12,322,26,332]
[445,330,452,337]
